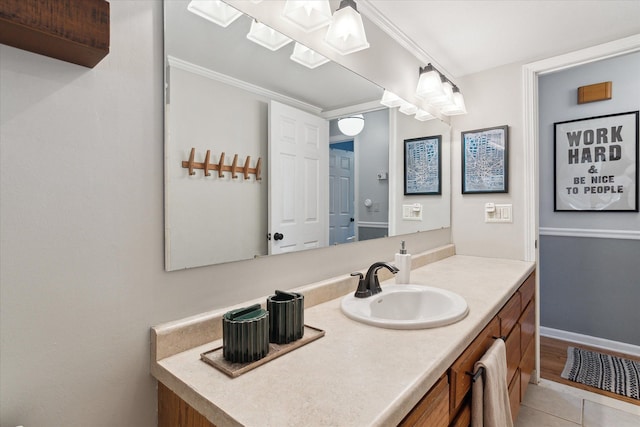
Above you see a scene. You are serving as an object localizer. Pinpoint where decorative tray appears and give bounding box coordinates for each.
[201,325,325,378]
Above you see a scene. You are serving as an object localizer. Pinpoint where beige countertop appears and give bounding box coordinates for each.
[151,249,535,426]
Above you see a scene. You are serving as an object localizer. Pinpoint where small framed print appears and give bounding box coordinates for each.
[462,125,509,194]
[404,135,442,195]
[554,111,638,212]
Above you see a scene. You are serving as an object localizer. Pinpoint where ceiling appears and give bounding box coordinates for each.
[365,0,640,77]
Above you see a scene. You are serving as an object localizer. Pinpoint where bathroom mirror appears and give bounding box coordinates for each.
[164,0,451,270]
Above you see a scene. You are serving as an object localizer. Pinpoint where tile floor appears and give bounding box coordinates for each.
[515,379,640,427]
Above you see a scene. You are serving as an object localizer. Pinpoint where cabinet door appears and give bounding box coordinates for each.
[399,374,449,427]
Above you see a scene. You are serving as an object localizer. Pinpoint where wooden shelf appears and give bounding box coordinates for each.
[0,0,110,68]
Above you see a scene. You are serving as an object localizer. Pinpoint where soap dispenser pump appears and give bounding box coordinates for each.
[395,241,411,284]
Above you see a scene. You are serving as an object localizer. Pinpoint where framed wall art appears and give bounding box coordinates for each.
[462,125,509,194]
[404,135,442,195]
[554,111,638,212]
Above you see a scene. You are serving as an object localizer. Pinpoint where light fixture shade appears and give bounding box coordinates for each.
[283,0,332,32]
[442,88,468,115]
[416,64,446,100]
[290,43,330,69]
[338,114,365,136]
[414,109,435,121]
[324,0,370,55]
[380,90,403,108]
[399,101,418,115]
[187,0,242,28]
[247,20,293,51]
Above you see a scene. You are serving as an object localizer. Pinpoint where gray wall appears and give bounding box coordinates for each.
[358,109,390,226]
[538,52,640,345]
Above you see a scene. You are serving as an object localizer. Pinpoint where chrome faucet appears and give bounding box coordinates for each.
[350,262,399,298]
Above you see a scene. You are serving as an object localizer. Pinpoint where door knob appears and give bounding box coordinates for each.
[273,232,284,241]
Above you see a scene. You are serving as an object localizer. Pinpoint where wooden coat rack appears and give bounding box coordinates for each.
[181,148,262,181]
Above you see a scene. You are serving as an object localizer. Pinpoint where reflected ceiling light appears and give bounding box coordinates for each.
[290,43,330,69]
[187,0,242,28]
[415,109,435,121]
[324,0,369,55]
[283,0,332,33]
[399,101,418,115]
[416,64,446,100]
[380,90,403,108]
[338,114,365,136]
[247,20,293,51]
[441,87,468,116]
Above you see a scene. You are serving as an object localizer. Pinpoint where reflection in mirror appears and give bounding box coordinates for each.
[164,0,450,271]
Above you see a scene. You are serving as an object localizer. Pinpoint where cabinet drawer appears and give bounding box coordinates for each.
[509,368,521,423]
[498,292,521,338]
[399,374,449,427]
[520,338,536,401]
[519,299,535,355]
[519,273,535,309]
[505,323,521,385]
[449,395,470,427]
[449,317,500,417]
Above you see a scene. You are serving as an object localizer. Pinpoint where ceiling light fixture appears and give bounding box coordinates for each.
[290,43,330,69]
[283,0,332,33]
[324,0,369,55]
[338,114,365,136]
[441,87,468,116]
[187,0,242,28]
[247,20,293,51]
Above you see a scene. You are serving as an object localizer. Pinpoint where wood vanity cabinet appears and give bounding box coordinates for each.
[404,272,536,427]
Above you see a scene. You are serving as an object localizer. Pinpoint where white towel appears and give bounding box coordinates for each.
[471,338,513,427]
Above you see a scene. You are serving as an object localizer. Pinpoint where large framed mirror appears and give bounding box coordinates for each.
[164,0,451,271]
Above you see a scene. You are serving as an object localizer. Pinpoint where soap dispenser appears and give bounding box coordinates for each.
[395,241,411,284]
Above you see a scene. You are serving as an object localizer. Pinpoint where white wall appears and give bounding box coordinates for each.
[166,66,268,270]
[0,2,451,426]
[451,63,527,260]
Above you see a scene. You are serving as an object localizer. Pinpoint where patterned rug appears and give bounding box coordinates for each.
[561,346,640,400]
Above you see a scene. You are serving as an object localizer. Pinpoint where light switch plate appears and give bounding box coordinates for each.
[402,204,422,221]
[485,204,513,223]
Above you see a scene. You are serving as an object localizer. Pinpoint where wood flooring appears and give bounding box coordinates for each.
[539,335,640,406]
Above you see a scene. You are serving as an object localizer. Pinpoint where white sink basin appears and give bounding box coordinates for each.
[341,284,469,330]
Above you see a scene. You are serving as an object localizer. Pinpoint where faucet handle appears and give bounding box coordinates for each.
[350,272,363,279]
[350,272,371,298]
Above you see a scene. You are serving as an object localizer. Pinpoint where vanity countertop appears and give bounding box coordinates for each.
[151,251,535,426]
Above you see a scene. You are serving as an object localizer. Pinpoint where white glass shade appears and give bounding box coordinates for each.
[441,90,468,115]
[187,0,242,28]
[415,109,435,121]
[283,0,332,32]
[416,67,446,100]
[399,102,418,115]
[324,2,369,55]
[428,79,455,107]
[290,43,330,69]
[338,114,365,136]
[247,20,293,51]
[380,90,403,108]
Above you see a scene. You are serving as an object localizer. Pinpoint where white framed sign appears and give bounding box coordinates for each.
[554,111,639,212]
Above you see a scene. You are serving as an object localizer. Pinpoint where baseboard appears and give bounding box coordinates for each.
[540,326,640,357]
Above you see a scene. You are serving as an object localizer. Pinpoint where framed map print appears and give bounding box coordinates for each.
[554,111,638,212]
[404,135,442,195]
[462,125,509,194]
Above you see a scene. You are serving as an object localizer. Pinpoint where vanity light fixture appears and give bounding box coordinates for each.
[416,64,446,100]
[338,114,365,136]
[441,86,468,115]
[187,0,242,28]
[290,43,330,69]
[398,101,418,115]
[380,90,403,108]
[427,76,455,107]
[415,109,435,121]
[247,20,293,51]
[324,0,370,55]
[283,0,332,33]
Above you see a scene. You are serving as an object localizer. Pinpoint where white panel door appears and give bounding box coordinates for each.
[268,101,329,255]
[329,148,355,245]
